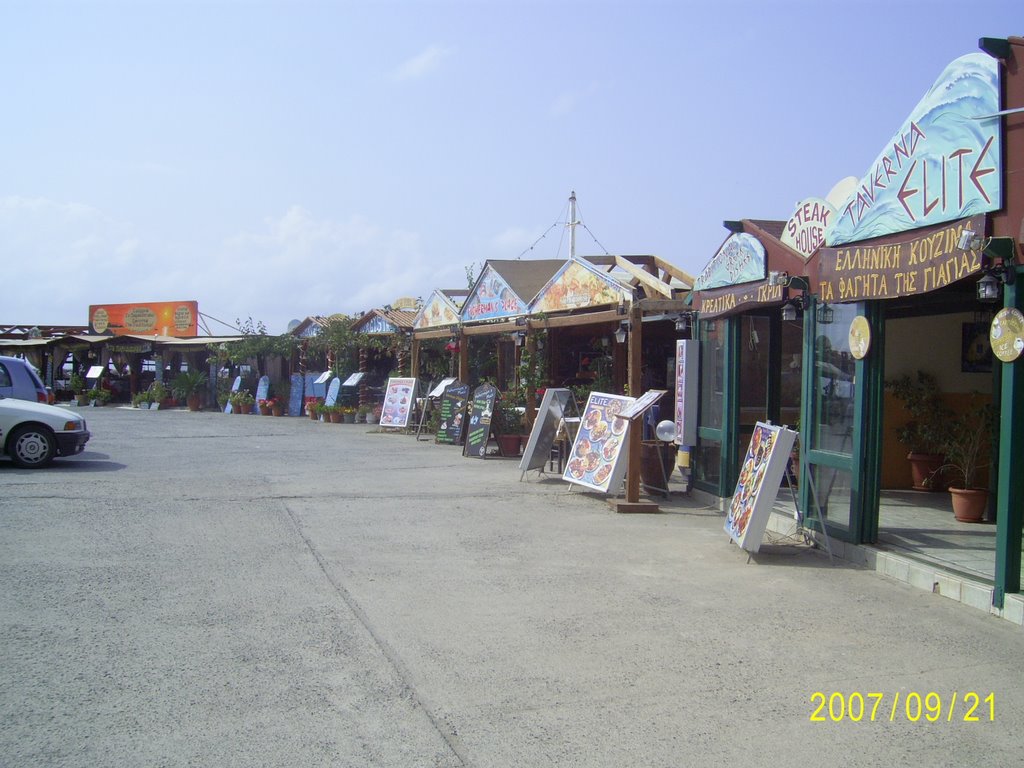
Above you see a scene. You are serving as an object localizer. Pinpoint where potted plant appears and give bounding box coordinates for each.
[149,381,169,410]
[69,372,89,405]
[492,396,524,457]
[306,397,321,420]
[229,390,255,414]
[357,404,372,423]
[171,370,207,412]
[341,405,357,423]
[885,371,952,490]
[132,391,152,409]
[368,403,382,425]
[88,387,111,407]
[937,400,996,522]
[257,398,273,416]
[267,396,284,416]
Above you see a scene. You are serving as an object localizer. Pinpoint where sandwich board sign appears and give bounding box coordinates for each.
[724,422,797,553]
[379,377,417,428]
[519,388,576,475]
[436,382,470,445]
[463,384,498,458]
[562,392,635,493]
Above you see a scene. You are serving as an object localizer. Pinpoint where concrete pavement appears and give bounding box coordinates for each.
[1,406,1021,766]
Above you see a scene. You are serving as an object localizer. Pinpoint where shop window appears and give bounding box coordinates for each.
[811,303,858,456]
[694,440,722,487]
[808,464,852,530]
[699,321,724,430]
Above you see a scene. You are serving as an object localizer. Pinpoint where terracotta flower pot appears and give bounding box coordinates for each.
[950,487,988,523]
[907,452,945,491]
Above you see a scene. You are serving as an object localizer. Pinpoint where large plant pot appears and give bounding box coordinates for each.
[950,487,988,523]
[187,394,202,412]
[907,452,944,491]
[497,434,521,457]
[641,441,676,490]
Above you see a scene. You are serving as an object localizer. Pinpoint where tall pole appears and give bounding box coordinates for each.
[568,190,577,260]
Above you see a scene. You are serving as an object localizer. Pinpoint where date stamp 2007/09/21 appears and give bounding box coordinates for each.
[810,691,995,723]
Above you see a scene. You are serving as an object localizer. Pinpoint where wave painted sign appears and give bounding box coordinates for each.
[692,233,766,291]
[827,53,1001,246]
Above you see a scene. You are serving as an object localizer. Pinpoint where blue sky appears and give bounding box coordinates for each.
[2,0,1020,333]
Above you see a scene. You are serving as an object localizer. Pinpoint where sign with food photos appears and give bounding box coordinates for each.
[379,377,417,428]
[724,422,797,553]
[562,392,635,493]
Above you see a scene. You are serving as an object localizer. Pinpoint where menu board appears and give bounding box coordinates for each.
[674,340,698,446]
[288,373,304,417]
[379,377,417,428]
[562,392,635,493]
[724,422,797,553]
[464,384,498,458]
[436,382,470,445]
[519,388,576,473]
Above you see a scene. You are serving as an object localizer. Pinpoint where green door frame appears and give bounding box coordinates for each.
[798,299,883,544]
[694,314,741,496]
[994,270,1023,607]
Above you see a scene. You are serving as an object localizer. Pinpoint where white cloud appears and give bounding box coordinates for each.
[0,197,464,334]
[393,44,452,81]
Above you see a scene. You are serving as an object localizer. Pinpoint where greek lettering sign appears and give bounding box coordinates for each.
[816,215,985,302]
[826,53,1001,246]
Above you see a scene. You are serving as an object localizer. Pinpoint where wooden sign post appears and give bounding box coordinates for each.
[609,389,667,514]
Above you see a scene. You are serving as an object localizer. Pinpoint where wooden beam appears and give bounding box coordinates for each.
[653,256,695,287]
[614,256,673,298]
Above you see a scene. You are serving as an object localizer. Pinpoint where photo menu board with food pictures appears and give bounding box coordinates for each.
[724,422,797,553]
[436,382,470,445]
[562,392,635,493]
[379,377,417,428]
[463,384,498,458]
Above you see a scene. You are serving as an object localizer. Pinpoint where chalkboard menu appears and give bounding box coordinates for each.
[519,388,576,474]
[463,384,497,458]
[288,373,304,417]
[437,382,470,445]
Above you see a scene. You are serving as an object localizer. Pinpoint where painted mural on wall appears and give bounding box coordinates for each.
[826,53,1001,247]
[415,291,462,329]
[532,259,626,313]
[692,233,766,291]
[461,266,526,321]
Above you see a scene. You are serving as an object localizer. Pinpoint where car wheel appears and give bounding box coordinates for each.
[8,424,57,468]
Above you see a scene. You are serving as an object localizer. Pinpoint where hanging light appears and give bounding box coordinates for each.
[513,331,526,347]
[614,320,629,344]
[977,272,1001,303]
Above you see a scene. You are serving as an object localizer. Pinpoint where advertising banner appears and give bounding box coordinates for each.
[89,301,199,337]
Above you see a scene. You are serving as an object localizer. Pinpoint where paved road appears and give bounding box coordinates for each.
[2,406,1022,767]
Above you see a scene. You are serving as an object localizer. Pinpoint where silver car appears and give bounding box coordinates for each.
[0,355,49,403]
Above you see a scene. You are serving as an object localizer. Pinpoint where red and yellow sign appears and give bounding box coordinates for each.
[89,301,199,337]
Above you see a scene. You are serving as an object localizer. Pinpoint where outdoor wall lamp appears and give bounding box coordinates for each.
[513,331,526,347]
[816,303,835,325]
[958,231,1018,303]
[768,270,811,291]
[674,312,693,332]
[781,295,808,322]
[614,320,629,343]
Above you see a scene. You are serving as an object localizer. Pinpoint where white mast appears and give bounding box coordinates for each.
[568,190,579,260]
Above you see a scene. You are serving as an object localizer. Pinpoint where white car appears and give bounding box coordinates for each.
[0,396,90,468]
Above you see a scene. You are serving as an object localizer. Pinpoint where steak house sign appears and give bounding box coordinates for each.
[817,215,985,302]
